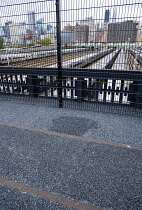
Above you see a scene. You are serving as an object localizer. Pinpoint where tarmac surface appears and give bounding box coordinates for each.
[0,100,142,210]
[0,100,141,146]
[0,185,73,210]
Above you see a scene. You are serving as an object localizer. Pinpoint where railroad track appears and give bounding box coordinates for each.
[127,49,142,70]
[3,51,94,68]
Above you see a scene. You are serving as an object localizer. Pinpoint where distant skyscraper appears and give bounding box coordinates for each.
[80,17,96,43]
[112,7,117,23]
[104,10,110,23]
[47,24,52,31]
[0,22,3,36]
[107,21,139,43]
[36,19,44,35]
[74,24,89,43]
[7,22,27,45]
[28,11,36,32]
[3,21,11,37]
[19,22,26,26]
[61,30,76,45]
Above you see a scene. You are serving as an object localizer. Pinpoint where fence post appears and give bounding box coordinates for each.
[27,76,40,97]
[75,78,87,101]
[56,0,62,108]
[75,78,83,102]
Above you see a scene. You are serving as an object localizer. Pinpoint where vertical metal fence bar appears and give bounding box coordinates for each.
[111,80,116,103]
[76,78,83,102]
[95,79,100,101]
[50,76,54,97]
[56,0,62,108]
[119,80,124,104]
[63,78,66,98]
[5,75,10,93]
[71,78,73,99]
[103,79,107,102]
[135,81,142,109]
[2,76,6,93]
[88,78,91,101]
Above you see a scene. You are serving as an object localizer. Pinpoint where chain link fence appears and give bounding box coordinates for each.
[0,0,142,116]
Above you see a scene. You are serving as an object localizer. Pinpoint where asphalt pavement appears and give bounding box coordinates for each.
[0,100,142,210]
[0,100,141,146]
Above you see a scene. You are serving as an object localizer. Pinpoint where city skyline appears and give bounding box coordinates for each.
[0,0,141,29]
[0,0,141,46]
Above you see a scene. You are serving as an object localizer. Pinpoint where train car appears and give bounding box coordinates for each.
[0,48,87,64]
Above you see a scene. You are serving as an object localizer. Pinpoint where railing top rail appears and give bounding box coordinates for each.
[0,67,142,81]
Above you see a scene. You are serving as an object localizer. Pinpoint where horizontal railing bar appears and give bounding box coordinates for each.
[62,69,142,80]
[0,92,57,98]
[0,67,58,76]
[61,86,130,93]
[0,67,142,80]
[0,83,135,95]
[0,82,57,88]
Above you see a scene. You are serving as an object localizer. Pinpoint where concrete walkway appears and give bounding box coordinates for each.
[0,100,142,210]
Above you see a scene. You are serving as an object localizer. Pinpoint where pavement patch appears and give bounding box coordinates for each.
[50,116,97,136]
[0,121,142,151]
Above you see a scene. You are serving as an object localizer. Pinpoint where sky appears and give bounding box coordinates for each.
[0,0,142,28]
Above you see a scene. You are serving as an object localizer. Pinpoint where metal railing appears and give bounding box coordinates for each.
[0,66,142,109]
[0,0,142,116]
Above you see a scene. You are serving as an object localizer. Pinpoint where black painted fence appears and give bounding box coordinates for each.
[0,67,142,110]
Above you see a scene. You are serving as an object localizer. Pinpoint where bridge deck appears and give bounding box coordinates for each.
[0,100,142,210]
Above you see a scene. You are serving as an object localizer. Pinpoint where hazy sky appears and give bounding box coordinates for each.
[0,0,141,28]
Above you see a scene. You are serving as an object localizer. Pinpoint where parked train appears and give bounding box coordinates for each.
[0,48,87,65]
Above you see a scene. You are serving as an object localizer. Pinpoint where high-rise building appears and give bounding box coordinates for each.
[61,30,76,45]
[64,24,74,32]
[36,19,44,35]
[63,23,89,43]
[0,22,4,36]
[74,24,89,43]
[107,21,139,43]
[80,17,96,43]
[111,7,117,23]
[19,23,27,44]
[47,24,52,31]
[104,10,110,23]
[3,21,11,37]
[28,11,36,32]
[19,22,26,26]
[6,22,27,45]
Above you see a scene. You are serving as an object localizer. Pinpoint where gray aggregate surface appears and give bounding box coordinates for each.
[0,185,73,210]
[0,100,141,146]
[0,124,142,210]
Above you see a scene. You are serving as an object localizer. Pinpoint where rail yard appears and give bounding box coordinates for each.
[0,47,142,106]
[0,47,141,69]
